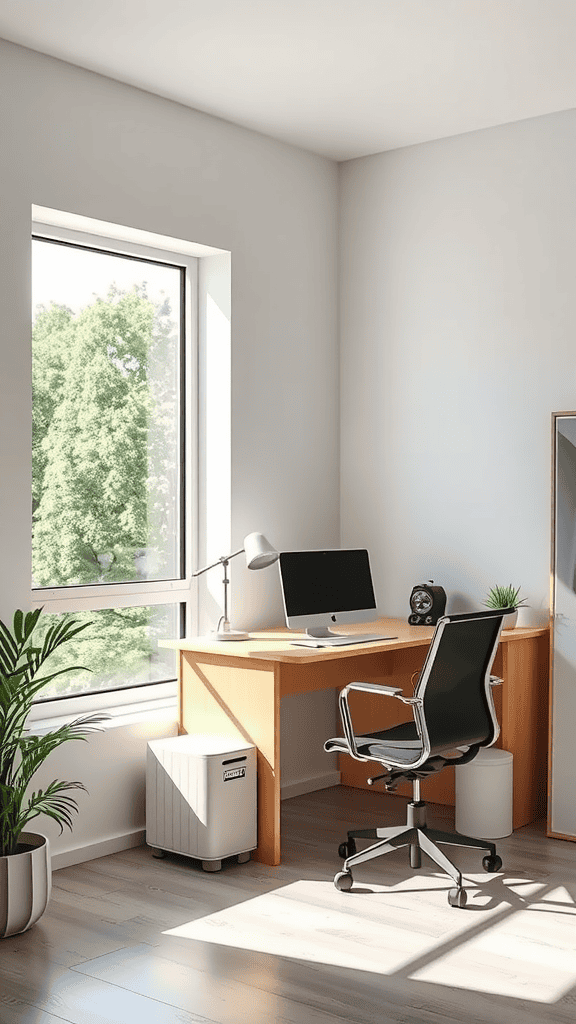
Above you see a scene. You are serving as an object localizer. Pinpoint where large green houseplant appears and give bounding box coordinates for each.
[0,608,105,936]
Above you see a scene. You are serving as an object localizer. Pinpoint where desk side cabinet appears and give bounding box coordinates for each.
[146,734,257,870]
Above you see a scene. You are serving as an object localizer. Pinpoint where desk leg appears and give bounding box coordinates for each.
[499,634,549,829]
[179,653,281,866]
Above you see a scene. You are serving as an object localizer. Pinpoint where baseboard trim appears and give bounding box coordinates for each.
[50,775,342,868]
[281,770,341,801]
[51,829,146,871]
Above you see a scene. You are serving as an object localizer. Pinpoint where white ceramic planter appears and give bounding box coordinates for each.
[502,610,518,630]
[0,832,51,938]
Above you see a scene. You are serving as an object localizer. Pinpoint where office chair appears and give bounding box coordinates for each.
[324,608,512,908]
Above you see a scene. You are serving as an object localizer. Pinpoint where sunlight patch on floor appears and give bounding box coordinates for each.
[163,873,575,1000]
[410,883,576,1002]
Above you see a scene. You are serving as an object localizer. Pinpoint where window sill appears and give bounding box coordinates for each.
[28,676,177,732]
[28,693,178,734]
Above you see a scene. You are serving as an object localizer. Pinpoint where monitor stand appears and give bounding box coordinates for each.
[305,627,346,639]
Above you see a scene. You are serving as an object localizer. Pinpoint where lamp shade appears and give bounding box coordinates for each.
[244,532,278,570]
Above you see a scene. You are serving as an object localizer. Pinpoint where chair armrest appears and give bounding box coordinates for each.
[345,681,403,696]
[345,680,423,705]
[338,681,423,761]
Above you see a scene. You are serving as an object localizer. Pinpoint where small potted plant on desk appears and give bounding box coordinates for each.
[0,608,106,938]
[484,584,527,630]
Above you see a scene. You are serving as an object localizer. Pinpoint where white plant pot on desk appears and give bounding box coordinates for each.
[502,610,518,630]
[0,832,51,938]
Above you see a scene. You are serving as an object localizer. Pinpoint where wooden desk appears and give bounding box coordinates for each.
[165,618,549,866]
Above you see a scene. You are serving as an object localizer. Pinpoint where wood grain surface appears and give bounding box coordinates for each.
[1,786,574,1024]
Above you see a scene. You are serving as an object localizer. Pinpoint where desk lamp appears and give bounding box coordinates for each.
[193,532,278,640]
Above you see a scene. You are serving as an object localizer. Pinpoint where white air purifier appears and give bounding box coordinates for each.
[146,734,257,871]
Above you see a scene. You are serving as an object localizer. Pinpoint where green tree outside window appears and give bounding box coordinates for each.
[32,258,182,695]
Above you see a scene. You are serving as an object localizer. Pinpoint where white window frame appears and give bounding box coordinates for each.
[28,221,198,722]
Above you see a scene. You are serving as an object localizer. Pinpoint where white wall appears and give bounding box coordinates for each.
[0,40,339,861]
[340,109,576,626]
[35,713,179,870]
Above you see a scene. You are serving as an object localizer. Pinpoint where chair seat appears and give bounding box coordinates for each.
[325,720,424,765]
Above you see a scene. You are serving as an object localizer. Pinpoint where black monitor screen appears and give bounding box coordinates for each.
[279,549,377,617]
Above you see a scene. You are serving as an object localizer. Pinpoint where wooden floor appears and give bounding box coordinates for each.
[2,785,576,1024]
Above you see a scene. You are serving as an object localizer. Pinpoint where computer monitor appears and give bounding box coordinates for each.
[278,548,379,639]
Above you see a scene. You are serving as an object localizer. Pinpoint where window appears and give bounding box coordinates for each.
[31,226,196,707]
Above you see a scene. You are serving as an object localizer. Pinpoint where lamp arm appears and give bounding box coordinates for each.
[192,548,245,577]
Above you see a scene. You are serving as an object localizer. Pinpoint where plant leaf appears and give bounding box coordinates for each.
[0,608,102,854]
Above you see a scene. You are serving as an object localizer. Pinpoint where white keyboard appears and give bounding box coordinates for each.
[291,633,397,648]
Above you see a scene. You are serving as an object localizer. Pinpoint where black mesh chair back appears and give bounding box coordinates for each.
[414,609,503,757]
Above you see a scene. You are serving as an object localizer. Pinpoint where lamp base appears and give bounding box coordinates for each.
[212,629,250,641]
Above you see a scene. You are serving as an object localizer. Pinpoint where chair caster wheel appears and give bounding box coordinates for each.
[448,887,467,908]
[482,854,502,873]
[334,870,353,892]
[338,839,356,859]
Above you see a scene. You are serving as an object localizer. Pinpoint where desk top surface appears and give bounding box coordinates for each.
[161,616,548,665]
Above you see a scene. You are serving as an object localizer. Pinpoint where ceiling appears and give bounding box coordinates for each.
[1,0,576,161]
